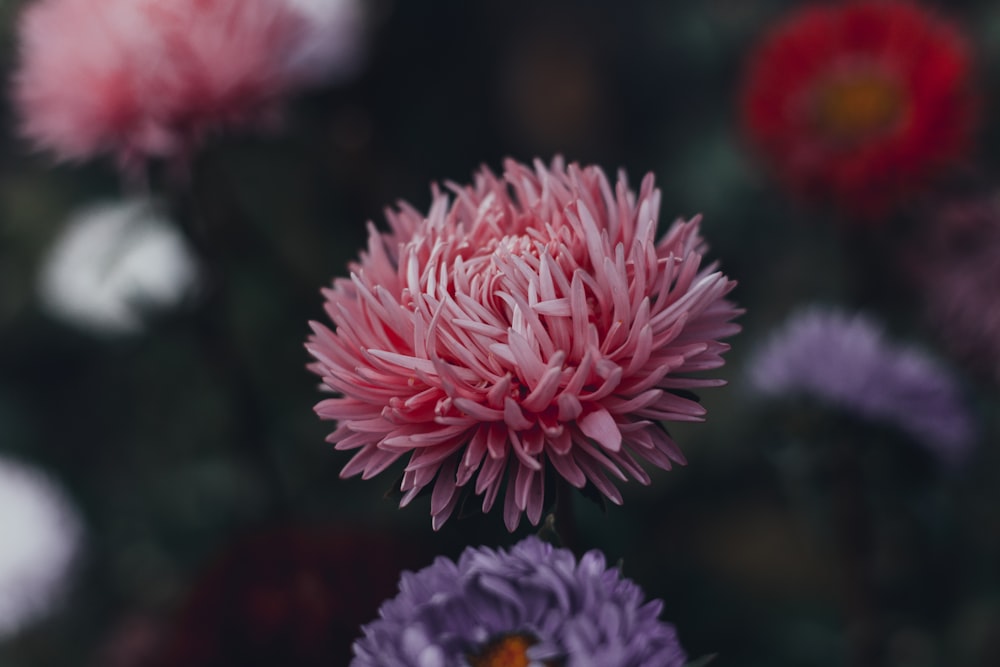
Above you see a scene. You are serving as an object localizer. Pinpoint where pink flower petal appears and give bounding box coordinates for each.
[307,158,740,530]
[578,407,623,453]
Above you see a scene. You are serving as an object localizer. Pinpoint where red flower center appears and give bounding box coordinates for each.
[467,633,562,667]
[813,71,905,143]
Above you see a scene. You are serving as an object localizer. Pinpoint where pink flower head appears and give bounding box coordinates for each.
[14,0,175,162]
[14,0,364,166]
[904,194,1000,385]
[306,158,741,531]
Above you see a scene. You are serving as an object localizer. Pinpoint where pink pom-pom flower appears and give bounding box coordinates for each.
[14,0,364,167]
[14,0,175,163]
[306,158,741,531]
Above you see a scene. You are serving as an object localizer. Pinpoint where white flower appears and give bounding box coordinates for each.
[0,455,83,637]
[38,199,200,336]
[284,0,366,84]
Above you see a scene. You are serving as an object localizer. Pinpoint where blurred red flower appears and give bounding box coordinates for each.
[741,1,976,219]
[158,525,426,667]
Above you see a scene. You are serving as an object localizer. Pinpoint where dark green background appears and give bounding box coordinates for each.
[1,1,999,665]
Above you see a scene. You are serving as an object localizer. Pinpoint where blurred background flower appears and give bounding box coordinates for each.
[740,0,977,219]
[14,0,369,167]
[902,192,1000,386]
[283,0,367,86]
[37,198,200,337]
[746,306,976,467]
[0,454,82,640]
[154,524,428,667]
[744,305,981,665]
[14,0,176,164]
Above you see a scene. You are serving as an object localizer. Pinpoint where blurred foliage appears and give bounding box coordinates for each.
[1,1,999,666]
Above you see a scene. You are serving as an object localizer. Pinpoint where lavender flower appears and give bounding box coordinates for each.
[747,307,976,466]
[904,193,1000,385]
[351,537,686,667]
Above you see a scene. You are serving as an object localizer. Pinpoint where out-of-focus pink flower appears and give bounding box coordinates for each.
[904,195,1000,385]
[14,0,174,163]
[142,0,306,152]
[306,158,741,531]
[14,0,366,167]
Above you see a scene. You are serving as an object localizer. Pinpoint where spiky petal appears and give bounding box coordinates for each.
[307,157,741,530]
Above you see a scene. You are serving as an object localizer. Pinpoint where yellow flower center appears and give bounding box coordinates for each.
[814,72,904,142]
[467,633,561,667]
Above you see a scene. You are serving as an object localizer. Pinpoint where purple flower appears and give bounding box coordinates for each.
[351,537,686,667]
[747,307,976,466]
[903,193,1000,386]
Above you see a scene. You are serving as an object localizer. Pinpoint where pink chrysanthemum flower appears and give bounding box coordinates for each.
[14,0,175,163]
[903,194,1000,385]
[14,0,365,166]
[306,158,741,531]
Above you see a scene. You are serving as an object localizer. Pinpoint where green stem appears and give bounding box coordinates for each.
[830,439,881,667]
[553,477,580,555]
[165,158,291,519]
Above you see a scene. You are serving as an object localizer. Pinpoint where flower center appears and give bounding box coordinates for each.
[467,633,561,667]
[495,233,538,256]
[813,72,904,142]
